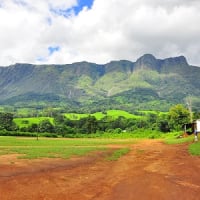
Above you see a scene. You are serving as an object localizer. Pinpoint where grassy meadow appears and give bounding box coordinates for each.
[2,108,200,158]
[13,109,143,129]
[14,117,54,128]
[64,110,142,120]
[0,136,134,159]
[0,134,199,160]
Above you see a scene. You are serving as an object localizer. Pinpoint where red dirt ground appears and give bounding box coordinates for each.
[0,140,200,200]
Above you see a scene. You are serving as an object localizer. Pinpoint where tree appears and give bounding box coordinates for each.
[193,111,200,120]
[156,117,170,132]
[54,113,65,125]
[38,119,55,133]
[28,123,39,132]
[83,116,98,134]
[0,112,15,131]
[168,104,190,131]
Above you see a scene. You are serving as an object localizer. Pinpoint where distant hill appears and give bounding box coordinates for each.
[0,54,200,111]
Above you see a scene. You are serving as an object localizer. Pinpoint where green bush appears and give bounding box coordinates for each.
[0,130,37,137]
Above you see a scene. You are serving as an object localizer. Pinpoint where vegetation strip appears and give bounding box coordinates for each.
[106,148,130,161]
[0,137,134,159]
[165,136,194,145]
[164,136,200,156]
[0,137,136,146]
[189,142,200,156]
[4,147,106,159]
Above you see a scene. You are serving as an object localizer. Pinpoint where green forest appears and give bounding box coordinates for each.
[0,104,198,138]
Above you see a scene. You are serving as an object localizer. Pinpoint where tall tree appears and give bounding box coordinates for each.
[0,112,15,131]
[84,116,98,134]
[38,119,55,133]
[168,104,190,131]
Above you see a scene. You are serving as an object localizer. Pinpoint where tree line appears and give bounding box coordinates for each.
[0,104,199,137]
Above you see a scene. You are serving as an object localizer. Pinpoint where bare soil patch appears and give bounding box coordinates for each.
[0,140,200,200]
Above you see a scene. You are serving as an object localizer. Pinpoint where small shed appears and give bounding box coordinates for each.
[183,119,200,135]
[193,119,200,132]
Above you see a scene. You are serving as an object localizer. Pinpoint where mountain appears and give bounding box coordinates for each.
[0,54,200,111]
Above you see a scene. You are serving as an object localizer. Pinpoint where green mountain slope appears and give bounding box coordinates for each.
[0,54,200,111]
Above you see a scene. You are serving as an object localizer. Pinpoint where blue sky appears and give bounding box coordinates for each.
[48,46,61,56]
[50,0,94,18]
[0,0,200,66]
[73,0,94,15]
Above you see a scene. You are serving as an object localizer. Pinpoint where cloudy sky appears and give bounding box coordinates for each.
[0,0,200,66]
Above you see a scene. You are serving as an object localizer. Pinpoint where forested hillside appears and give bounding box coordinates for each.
[0,54,200,111]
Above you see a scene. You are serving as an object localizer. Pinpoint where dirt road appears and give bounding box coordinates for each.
[0,140,200,200]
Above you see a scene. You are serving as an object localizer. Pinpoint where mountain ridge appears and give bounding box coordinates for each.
[0,54,199,111]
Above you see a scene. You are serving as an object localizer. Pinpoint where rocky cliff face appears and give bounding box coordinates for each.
[0,54,199,110]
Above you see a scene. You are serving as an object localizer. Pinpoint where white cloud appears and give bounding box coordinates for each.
[0,0,200,66]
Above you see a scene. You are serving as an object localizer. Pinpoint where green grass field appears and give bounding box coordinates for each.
[0,135,199,160]
[164,135,194,144]
[64,109,142,120]
[14,109,167,129]
[138,110,168,116]
[14,117,54,128]
[13,110,142,128]
[0,136,135,159]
